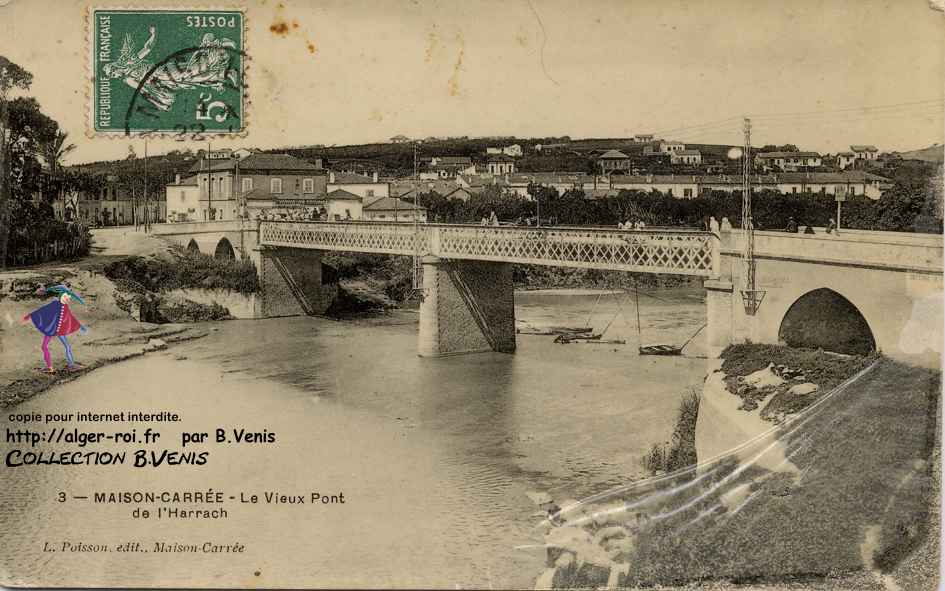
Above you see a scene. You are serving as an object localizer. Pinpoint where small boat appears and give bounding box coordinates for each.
[639,344,683,356]
[517,325,594,336]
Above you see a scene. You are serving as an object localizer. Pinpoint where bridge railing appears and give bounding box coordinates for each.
[260,220,428,255]
[259,221,717,276]
[722,229,943,274]
[432,225,716,275]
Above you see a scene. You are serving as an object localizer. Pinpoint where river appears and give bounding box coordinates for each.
[0,287,707,588]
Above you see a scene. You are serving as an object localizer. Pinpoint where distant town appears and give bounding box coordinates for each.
[47,134,944,228]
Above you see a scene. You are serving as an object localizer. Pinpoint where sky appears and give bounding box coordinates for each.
[1,0,943,164]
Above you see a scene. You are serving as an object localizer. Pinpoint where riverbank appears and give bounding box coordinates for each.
[0,267,211,407]
[0,229,216,407]
[535,347,940,589]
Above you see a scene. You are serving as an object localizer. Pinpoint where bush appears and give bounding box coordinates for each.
[104,245,258,294]
[642,388,701,475]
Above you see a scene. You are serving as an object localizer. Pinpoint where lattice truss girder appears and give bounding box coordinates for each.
[259,222,714,276]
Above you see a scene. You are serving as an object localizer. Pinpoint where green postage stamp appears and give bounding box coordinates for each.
[90,8,245,135]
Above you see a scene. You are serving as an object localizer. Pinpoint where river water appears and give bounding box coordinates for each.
[0,288,707,589]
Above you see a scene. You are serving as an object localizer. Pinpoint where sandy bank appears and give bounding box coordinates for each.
[0,265,209,407]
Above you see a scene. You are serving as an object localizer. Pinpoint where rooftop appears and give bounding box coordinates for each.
[188,153,321,173]
[330,172,378,184]
[757,151,821,159]
[325,188,363,201]
[598,149,630,160]
[168,175,199,186]
[363,196,426,211]
[434,156,473,164]
[851,145,879,152]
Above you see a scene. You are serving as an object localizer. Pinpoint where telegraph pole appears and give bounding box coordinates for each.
[207,141,212,221]
[412,140,422,291]
[144,138,149,232]
[740,116,764,315]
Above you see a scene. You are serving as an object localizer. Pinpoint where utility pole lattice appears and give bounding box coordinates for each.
[740,117,764,315]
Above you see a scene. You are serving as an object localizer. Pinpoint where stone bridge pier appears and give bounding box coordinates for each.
[417,256,516,357]
[250,247,338,318]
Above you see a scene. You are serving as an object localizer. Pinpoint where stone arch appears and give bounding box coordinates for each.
[186,239,201,254]
[778,288,876,355]
[214,237,235,260]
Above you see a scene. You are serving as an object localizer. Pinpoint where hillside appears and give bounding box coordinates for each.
[897,144,944,163]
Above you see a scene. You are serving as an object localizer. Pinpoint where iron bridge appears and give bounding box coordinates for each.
[259,221,719,276]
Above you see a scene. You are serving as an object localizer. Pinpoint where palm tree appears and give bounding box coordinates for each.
[42,130,76,218]
[43,130,75,173]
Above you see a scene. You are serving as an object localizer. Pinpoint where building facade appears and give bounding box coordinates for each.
[596,150,631,174]
[671,150,702,165]
[755,151,823,171]
[362,196,428,222]
[487,155,516,175]
[327,171,390,199]
[175,152,326,220]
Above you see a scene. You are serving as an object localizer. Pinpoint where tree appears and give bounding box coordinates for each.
[43,130,76,173]
[758,144,799,153]
[0,56,33,268]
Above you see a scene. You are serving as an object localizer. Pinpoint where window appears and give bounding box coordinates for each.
[792,187,798,194]
[366,189,374,197]
[683,188,692,198]
[270,178,283,194]
[303,178,314,194]
[242,178,253,192]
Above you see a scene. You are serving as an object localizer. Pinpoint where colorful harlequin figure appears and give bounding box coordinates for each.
[21,284,88,373]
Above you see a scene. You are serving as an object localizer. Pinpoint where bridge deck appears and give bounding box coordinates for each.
[259,221,718,276]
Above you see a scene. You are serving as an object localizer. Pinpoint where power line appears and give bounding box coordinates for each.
[648,116,742,138]
[749,98,943,121]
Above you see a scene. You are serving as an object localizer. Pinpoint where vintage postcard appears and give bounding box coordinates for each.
[0,0,943,589]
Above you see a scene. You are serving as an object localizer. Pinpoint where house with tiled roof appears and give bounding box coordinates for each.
[837,152,857,170]
[423,156,477,179]
[850,145,880,161]
[755,151,823,171]
[596,149,631,174]
[487,154,516,175]
[362,196,427,222]
[671,149,703,165]
[176,152,325,221]
[320,189,364,220]
[605,171,890,200]
[165,174,200,222]
[327,170,389,200]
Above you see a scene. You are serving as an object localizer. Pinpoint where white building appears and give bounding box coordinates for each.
[837,152,856,170]
[755,151,823,171]
[165,174,201,222]
[671,150,702,165]
[850,145,879,161]
[322,189,363,221]
[660,141,686,154]
[487,155,516,175]
[362,196,428,222]
[327,171,390,200]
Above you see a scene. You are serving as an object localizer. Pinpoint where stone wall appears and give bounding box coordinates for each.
[165,288,258,319]
[694,360,794,474]
[418,257,515,356]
